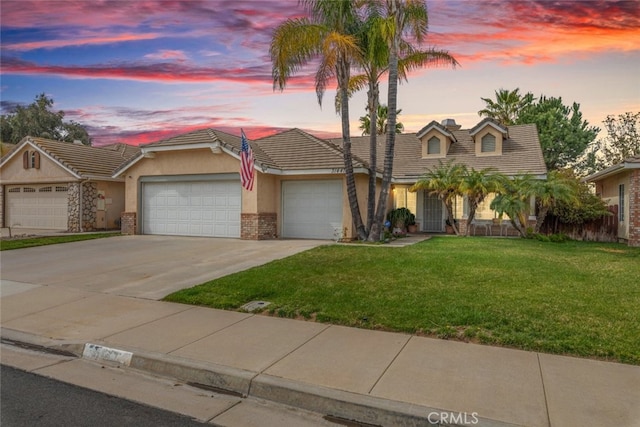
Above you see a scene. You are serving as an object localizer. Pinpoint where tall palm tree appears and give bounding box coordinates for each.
[270,0,368,240]
[370,0,447,241]
[411,160,465,235]
[359,104,404,135]
[459,167,502,236]
[477,88,535,126]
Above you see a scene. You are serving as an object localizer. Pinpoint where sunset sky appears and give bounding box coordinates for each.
[1,0,638,146]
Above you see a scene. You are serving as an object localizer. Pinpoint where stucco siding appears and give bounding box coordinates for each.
[596,172,631,240]
[97,181,125,229]
[1,147,76,183]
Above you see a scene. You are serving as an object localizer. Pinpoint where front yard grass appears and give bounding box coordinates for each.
[0,232,120,250]
[165,237,640,364]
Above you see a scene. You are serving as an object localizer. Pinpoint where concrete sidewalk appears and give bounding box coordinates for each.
[1,282,638,427]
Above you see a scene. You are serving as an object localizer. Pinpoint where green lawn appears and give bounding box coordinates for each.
[0,232,120,250]
[165,237,640,364]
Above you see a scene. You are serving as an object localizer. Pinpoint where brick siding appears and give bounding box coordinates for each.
[629,169,640,247]
[121,212,137,235]
[241,213,277,240]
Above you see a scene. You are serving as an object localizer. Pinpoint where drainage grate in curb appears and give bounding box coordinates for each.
[240,300,271,312]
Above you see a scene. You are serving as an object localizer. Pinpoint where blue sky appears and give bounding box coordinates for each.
[1,0,638,146]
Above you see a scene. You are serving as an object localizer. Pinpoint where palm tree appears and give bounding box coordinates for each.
[359,104,404,135]
[411,160,465,235]
[490,174,538,237]
[459,167,502,236]
[478,88,535,126]
[270,0,368,240]
[533,170,578,233]
[370,0,450,241]
[336,2,457,237]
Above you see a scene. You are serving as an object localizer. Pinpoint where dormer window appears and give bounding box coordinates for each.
[481,134,496,153]
[427,136,441,155]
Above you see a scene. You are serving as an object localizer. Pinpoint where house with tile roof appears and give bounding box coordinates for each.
[0,136,140,232]
[114,118,546,240]
[585,157,640,247]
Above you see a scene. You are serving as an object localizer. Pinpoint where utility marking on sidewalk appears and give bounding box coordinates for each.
[82,343,133,366]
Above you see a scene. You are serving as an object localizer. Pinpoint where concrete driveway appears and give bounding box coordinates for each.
[0,235,325,300]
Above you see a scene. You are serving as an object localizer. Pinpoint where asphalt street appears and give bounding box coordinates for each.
[1,365,213,427]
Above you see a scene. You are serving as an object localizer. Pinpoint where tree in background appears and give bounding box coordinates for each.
[517,96,599,171]
[579,112,640,175]
[477,88,535,126]
[359,104,404,135]
[0,93,91,145]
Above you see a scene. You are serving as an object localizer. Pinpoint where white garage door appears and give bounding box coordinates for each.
[142,180,241,238]
[6,185,69,229]
[282,180,343,239]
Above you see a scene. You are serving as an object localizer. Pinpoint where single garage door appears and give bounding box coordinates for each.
[6,184,69,229]
[282,180,343,239]
[142,179,241,238]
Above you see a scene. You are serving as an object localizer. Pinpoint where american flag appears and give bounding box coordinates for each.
[240,129,255,191]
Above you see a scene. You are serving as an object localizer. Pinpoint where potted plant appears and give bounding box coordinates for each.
[407,213,418,233]
[387,207,413,235]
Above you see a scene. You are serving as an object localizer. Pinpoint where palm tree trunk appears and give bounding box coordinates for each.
[337,56,366,240]
[369,3,400,242]
[535,206,549,233]
[366,80,379,234]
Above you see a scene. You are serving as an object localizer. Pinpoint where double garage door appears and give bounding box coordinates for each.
[5,184,68,229]
[142,178,241,238]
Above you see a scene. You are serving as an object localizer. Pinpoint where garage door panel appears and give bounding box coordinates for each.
[142,180,240,238]
[6,185,68,229]
[282,180,342,239]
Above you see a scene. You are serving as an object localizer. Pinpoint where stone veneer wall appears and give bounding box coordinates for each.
[121,212,137,235]
[67,182,81,232]
[629,169,640,247]
[67,182,98,232]
[241,213,277,240]
[82,182,98,231]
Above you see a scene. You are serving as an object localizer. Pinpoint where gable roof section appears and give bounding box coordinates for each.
[584,156,640,182]
[253,128,366,173]
[416,120,457,141]
[469,117,508,136]
[1,136,140,179]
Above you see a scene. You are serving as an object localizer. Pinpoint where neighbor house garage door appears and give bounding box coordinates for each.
[5,184,69,229]
[142,178,241,238]
[282,180,343,239]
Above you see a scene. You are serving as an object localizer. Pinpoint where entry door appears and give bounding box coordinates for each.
[423,194,444,232]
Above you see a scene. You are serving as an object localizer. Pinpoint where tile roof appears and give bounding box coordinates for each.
[6,137,140,179]
[124,122,546,180]
[332,124,547,180]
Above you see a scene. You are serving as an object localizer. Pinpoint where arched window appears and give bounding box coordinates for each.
[481,134,496,153]
[427,136,440,155]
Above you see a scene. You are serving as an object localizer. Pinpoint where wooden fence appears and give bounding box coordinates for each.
[539,205,619,242]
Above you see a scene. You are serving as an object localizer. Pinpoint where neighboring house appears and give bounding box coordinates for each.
[0,136,140,232]
[114,118,546,240]
[585,157,640,247]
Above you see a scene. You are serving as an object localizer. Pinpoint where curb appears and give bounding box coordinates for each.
[1,328,519,427]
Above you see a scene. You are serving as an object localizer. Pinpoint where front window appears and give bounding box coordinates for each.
[481,134,496,152]
[427,136,440,155]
